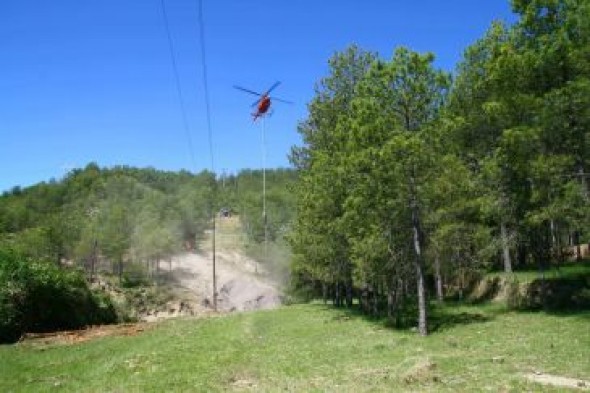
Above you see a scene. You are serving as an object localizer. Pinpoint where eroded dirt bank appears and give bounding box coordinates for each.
[165,250,282,314]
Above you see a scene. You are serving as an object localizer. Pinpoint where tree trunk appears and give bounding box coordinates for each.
[361,284,369,314]
[411,189,428,335]
[579,166,588,201]
[550,220,563,270]
[387,289,394,319]
[335,281,341,307]
[388,276,397,320]
[550,219,557,257]
[501,222,513,273]
[576,234,582,261]
[459,268,464,301]
[118,257,123,284]
[372,282,379,316]
[357,289,363,311]
[156,257,160,286]
[346,280,353,307]
[395,278,405,327]
[434,253,443,302]
[415,258,427,335]
[90,239,98,282]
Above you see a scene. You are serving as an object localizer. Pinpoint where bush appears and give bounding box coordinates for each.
[522,276,590,311]
[0,282,26,343]
[505,277,524,310]
[0,248,118,344]
[503,273,590,311]
[121,262,150,288]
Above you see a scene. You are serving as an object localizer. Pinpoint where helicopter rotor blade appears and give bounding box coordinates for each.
[233,85,262,97]
[270,96,294,105]
[264,81,281,95]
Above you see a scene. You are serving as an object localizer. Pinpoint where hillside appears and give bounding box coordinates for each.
[0,164,297,279]
[0,164,295,340]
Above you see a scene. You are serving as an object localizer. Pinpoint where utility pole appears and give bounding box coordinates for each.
[212,207,217,311]
[261,117,268,275]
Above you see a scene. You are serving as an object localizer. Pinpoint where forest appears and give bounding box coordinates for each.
[288,0,590,335]
[0,164,296,274]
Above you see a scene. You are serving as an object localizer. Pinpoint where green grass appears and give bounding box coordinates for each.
[1,303,589,392]
[485,260,590,283]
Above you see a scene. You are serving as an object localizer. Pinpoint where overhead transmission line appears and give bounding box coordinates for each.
[159,0,218,311]
[197,0,215,174]
[197,0,218,311]
[159,0,197,169]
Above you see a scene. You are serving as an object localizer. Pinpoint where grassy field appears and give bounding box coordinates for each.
[1,302,589,392]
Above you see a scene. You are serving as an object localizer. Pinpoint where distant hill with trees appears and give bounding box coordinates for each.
[0,164,297,283]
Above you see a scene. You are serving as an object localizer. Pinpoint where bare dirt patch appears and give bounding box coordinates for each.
[147,216,283,318]
[18,323,152,347]
[228,376,259,391]
[402,358,440,384]
[524,372,590,390]
[165,250,282,314]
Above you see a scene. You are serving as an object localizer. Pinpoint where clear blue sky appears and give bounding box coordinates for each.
[0,1,516,192]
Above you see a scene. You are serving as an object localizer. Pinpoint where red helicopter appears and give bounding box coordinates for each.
[233,81,292,121]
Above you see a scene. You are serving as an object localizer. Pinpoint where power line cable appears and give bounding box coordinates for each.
[197,0,218,311]
[159,0,218,311]
[197,0,215,173]
[159,0,197,169]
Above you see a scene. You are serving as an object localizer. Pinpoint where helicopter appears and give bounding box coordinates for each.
[233,81,292,121]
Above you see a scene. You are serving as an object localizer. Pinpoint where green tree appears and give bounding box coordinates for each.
[289,45,376,306]
[291,45,450,335]
[351,47,450,334]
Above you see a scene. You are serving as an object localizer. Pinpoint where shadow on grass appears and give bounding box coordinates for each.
[516,275,590,315]
[428,303,493,333]
[311,299,495,334]
[297,261,590,334]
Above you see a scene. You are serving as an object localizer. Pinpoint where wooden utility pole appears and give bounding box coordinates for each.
[212,211,217,311]
[260,117,268,275]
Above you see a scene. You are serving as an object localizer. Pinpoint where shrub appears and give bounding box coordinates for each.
[0,248,118,344]
[121,262,150,288]
[505,277,524,310]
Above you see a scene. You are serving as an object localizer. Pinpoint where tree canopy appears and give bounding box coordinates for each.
[289,0,590,335]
